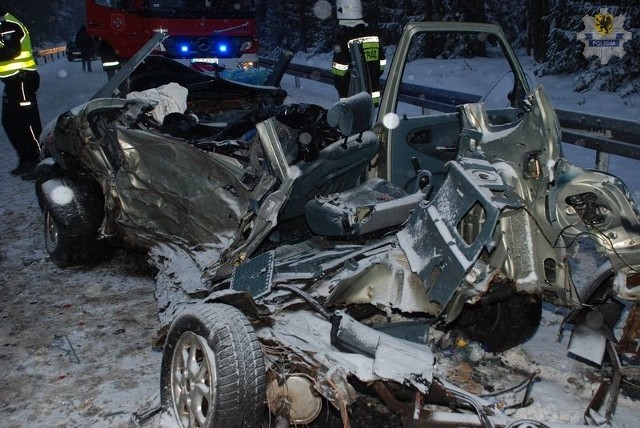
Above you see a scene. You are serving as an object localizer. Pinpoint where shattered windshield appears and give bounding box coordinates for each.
[144,0,255,17]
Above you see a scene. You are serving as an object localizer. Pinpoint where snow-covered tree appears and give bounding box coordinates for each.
[256,0,337,55]
[3,0,86,47]
[485,0,529,49]
[538,1,639,95]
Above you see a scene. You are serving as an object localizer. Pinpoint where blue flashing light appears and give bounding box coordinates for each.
[218,43,228,53]
[180,44,189,53]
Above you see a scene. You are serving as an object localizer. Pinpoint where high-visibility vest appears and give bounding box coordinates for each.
[0,13,37,78]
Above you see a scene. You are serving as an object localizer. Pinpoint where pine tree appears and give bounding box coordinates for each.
[485,0,528,49]
[539,1,639,95]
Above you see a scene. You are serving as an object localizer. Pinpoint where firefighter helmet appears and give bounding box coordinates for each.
[336,0,363,20]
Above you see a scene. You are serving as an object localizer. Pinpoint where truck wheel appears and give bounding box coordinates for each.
[452,293,542,352]
[161,303,266,428]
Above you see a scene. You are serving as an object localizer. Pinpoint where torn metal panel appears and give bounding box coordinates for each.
[258,309,434,398]
[397,158,521,307]
[204,117,302,280]
[549,159,640,283]
[569,322,609,366]
[113,126,254,248]
[92,31,169,99]
[268,237,441,315]
[372,337,433,394]
[149,243,226,327]
[272,238,392,281]
[320,246,442,315]
[258,310,377,383]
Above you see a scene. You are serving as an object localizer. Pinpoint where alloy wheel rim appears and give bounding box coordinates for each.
[171,331,218,428]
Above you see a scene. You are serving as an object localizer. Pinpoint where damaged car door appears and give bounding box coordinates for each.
[376,22,640,360]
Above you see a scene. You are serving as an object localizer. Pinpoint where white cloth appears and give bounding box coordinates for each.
[126,82,188,123]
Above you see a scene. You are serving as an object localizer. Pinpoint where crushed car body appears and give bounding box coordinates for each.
[36,23,640,428]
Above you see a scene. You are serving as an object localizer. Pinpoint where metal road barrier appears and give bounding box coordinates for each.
[36,45,66,63]
[259,57,640,167]
[557,110,640,162]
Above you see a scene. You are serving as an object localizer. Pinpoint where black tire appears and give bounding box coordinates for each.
[34,160,62,211]
[40,176,110,266]
[161,303,266,428]
[44,208,107,266]
[451,292,542,352]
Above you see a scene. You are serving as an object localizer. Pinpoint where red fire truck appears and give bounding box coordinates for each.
[86,0,259,72]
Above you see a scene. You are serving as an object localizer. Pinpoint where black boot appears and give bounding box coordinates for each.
[11,160,37,176]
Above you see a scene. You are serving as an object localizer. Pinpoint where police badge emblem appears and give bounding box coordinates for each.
[577,7,631,64]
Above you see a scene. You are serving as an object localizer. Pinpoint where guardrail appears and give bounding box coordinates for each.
[260,57,640,165]
[35,45,66,63]
[557,110,640,162]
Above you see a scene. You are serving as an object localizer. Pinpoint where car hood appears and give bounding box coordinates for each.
[92,32,170,99]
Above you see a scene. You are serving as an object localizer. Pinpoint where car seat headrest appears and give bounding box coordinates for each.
[326,91,373,137]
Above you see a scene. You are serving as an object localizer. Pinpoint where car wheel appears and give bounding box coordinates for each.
[43,208,104,266]
[34,160,62,211]
[161,303,266,428]
[44,209,61,256]
[451,292,542,352]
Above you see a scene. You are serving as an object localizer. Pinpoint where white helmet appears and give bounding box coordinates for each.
[336,0,363,20]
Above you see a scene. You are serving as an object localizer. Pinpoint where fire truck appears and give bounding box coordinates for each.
[85,0,259,72]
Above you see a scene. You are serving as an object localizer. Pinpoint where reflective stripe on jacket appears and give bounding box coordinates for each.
[332,24,385,102]
[332,34,383,76]
[0,13,36,78]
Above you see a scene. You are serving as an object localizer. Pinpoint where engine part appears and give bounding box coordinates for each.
[266,375,322,424]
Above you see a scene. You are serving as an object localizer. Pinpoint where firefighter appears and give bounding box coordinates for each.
[0,8,42,180]
[331,0,385,106]
[98,38,121,80]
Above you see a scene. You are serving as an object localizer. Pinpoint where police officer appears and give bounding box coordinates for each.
[0,8,41,179]
[331,0,385,105]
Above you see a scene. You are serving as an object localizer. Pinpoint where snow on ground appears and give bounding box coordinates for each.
[0,60,161,428]
[0,52,638,427]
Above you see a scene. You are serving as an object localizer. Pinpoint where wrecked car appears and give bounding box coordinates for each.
[35,32,353,265]
[36,24,640,427]
[156,23,640,427]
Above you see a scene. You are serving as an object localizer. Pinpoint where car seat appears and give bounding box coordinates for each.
[302,93,434,237]
[279,92,380,220]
